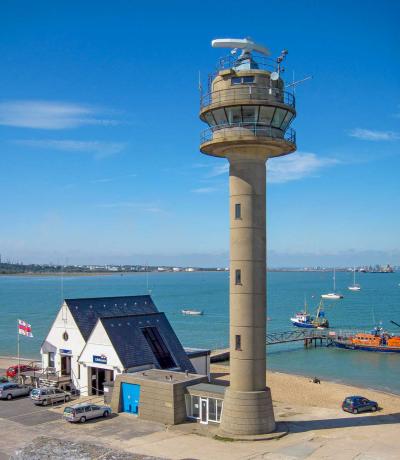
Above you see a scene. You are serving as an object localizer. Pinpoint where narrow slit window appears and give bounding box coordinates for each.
[235,203,241,219]
[235,335,242,351]
[235,269,241,285]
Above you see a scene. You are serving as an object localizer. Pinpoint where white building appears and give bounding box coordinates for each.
[41,295,210,395]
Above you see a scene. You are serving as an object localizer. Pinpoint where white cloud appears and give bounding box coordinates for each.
[0,100,120,130]
[97,202,163,213]
[14,139,126,158]
[198,152,338,184]
[207,163,229,177]
[349,128,400,141]
[191,187,219,194]
[268,152,339,183]
[90,174,136,184]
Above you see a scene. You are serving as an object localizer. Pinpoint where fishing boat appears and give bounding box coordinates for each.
[348,266,361,291]
[181,309,203,316]
[332,325,400,353]
[290,299,329,329]
[321,268,344,299]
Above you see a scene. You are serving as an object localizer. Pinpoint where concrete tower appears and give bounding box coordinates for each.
[199,38,297,436]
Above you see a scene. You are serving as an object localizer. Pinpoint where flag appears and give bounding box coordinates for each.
[18,319,33,337]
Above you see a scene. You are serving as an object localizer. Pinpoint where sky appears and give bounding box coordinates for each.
[0,0,399,267]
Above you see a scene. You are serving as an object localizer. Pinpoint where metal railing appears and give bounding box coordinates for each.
[216,54,277,73]
[200,123,296,145]
[201,86,295,109]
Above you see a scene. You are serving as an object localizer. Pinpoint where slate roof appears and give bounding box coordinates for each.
[100,312,195,373]
[65,295,157,341]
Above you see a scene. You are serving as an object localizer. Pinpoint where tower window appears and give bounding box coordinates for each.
[231,76,255,85]
[235,269,241,285]
[235,203,241,219]
[235,335,242,351]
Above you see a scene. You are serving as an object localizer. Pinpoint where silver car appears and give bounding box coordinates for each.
[30,387,71,406]
[0,383,32,400]
[63,403,111,423]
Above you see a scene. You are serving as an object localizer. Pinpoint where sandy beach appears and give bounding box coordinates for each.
[211,363,400,415]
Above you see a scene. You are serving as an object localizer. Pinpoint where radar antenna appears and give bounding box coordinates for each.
[212,38,271,57]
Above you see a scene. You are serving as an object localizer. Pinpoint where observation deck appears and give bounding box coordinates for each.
[199,52,297,158]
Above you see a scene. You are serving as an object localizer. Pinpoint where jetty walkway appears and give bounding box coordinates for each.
[211,329,336,363]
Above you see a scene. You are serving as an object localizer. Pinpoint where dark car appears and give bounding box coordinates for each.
[342,396,378,414]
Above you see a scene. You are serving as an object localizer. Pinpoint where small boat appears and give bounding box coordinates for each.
[348,266,361,291]
[181,309,203,316]
[290,299,329,329]
[321,268,344,299]
[333,325,400,353]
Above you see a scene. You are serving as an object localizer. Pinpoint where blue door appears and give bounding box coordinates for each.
[121,383,141,414]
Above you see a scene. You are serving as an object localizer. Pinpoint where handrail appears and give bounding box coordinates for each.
[201,86,295,109]
[200,123,296,145]
[215,54,277,73]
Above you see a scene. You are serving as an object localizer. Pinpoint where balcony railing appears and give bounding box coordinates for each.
[216,54,277,73]
[200,123,296,145]
[201,86,295,109]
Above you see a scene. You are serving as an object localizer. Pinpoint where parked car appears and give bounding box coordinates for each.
[63,403,111,423]
[342,396,378,414]
[6,364,40,378]
[0,383,32,400]
[30,387,71,406]
[0,376,8,384]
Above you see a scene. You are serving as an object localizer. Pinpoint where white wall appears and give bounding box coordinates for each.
[40,302,86,391]
[79,320,124,394]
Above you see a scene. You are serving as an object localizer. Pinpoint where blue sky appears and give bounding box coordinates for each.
[0,0,399,267]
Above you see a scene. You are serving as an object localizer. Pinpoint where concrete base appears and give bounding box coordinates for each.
[219,387,276,437]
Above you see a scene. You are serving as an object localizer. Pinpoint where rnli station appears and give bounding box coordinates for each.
[39,294,226,425]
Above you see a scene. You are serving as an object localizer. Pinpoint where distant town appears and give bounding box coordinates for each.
[0,256,396,275]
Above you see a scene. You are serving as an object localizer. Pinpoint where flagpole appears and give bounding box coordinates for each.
[17,320,20,382]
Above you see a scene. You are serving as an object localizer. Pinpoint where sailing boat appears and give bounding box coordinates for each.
[348,266,361,291]
[321,268,344,299]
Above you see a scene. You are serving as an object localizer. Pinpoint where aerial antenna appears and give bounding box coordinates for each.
[212,38,271,57]
[286,71,313,95]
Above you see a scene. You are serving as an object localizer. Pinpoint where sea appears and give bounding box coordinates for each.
[1,270,399,394]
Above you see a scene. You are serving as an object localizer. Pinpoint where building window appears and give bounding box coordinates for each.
[235,269,241,285]
[77,363,81,379]
[208,398,216,421]
[141,326,176,369]
[235,203,241,219]
[231,76,255,85]
[186,395,223,423]
[48,352,55,368]
[191,395,200,418]
[217,399,223,420]
[235,335,242,351]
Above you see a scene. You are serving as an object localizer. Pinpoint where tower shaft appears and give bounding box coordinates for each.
[219,153,275,436]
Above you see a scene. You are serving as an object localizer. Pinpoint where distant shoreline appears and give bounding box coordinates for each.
[0,270,221,277]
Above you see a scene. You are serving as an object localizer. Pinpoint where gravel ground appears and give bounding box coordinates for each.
[13,437,168,460]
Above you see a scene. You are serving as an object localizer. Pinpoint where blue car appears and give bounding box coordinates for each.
[342,396,378,414]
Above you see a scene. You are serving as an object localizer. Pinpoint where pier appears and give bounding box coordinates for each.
[211,329,336,363]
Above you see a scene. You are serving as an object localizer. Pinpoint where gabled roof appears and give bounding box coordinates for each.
[65,295,157,341]
[100,312,195,373]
